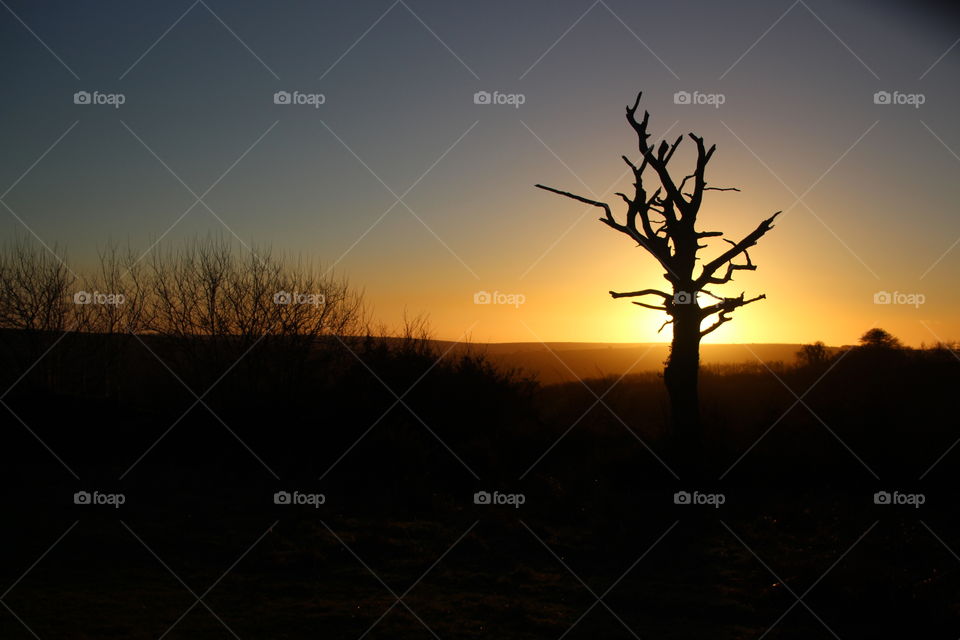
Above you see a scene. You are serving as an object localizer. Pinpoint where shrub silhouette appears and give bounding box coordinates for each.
[859,327,902,350]
[796,341,828,366]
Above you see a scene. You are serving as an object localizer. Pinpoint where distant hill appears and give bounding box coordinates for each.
[0,329,827,385]
[441,341,827,384]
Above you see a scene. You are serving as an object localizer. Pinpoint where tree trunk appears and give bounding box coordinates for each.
[664,305,702,448]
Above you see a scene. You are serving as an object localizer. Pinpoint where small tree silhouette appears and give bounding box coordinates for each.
[797,341,829,366]
[536,92,779,445]
[859,328,901,350]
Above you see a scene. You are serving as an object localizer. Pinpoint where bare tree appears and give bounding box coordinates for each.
[797,341,828,367]
[0,238,73,391]
[144,237,366,390]
[0,238,72,334]
[0,235,368,399]
[536,92,779,444]
[69,242,152,398]
[145,238,364,340]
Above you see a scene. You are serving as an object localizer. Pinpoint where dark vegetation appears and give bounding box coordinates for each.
[2,238,959,637]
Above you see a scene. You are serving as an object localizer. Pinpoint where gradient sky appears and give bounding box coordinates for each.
[1,0,958,345]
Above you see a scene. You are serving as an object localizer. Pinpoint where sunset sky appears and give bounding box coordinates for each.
[2,0,958,346]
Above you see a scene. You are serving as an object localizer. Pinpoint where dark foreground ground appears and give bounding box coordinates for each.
[1,332,959,637]
[2,480,958,638]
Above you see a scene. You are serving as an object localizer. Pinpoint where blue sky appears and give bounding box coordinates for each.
[1,0,959,344]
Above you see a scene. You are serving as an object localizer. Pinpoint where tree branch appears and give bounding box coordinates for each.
[695,211,780,289]
[701,240,758,285]
[535,179,676,278]
[700,312,732,337]
[535,184,612,218]
[700,293,767,338]
[609,289,670,300]
[699,292,767,336]
[625,93,686,217]
[684,133,716,217]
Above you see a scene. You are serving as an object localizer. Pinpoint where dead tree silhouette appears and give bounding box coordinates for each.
[536,92,779,449]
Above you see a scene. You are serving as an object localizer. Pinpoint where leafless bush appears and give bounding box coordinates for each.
[0,237,72,333]
[0,235,367,396]
[142,237,365,338]
[0,238,74,390]
[71,242,150,335]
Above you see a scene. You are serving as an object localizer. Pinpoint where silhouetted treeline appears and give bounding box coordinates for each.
[2,237,959,499]
[536,330,960,494]
[0,237,366,398]
[0,238,542,501]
